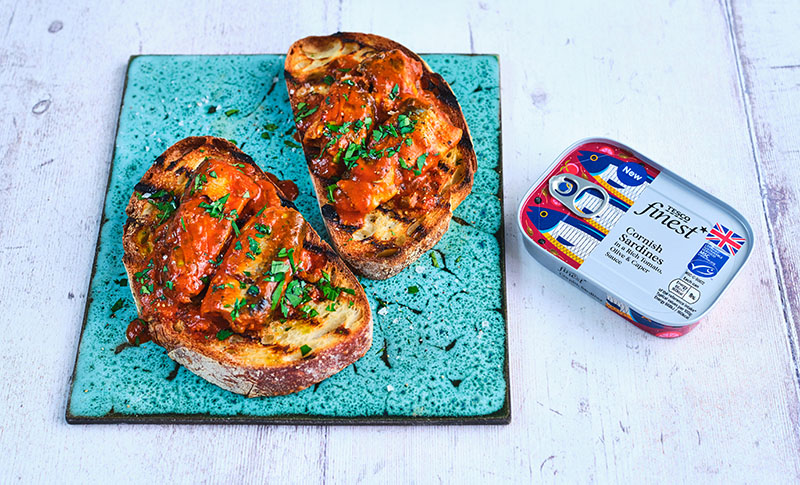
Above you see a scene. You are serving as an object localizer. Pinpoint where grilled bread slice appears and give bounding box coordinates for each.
[122,136,372,397]
[285,33,476,279]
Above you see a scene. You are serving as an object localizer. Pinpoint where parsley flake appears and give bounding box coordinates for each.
[216,329,233,340]
[248,236,261,256]
[229,298,247,322]
[110,298,125,313]
[198,193,230,219]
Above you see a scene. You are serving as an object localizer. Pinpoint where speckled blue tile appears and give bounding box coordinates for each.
[67,54,507,424]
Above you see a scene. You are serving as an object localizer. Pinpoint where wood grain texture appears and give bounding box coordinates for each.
[727,0,800,366]
[0,0,798,482]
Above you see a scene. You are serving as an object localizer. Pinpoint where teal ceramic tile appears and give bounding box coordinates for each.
[67,54,507,424]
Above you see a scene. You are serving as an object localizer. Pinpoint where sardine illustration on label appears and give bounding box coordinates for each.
[518,138,753,338]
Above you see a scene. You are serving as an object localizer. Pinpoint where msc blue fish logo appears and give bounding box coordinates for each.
[526,205,605,247]
[688,262,717,277]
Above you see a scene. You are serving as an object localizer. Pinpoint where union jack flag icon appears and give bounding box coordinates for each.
[706,223,746,255]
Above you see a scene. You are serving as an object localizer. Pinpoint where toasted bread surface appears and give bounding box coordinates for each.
[122,136,372,397]
[285,33,477,279]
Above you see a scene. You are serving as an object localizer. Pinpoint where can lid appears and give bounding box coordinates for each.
[518,138,754,326]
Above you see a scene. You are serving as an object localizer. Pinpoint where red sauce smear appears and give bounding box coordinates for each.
[130,148,337,342]
[126,319,152,345]
[292,49,464,226]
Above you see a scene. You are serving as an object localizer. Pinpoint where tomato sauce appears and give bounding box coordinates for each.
[292,48,463,226]
[125,319,152,345]
[131,155,338,340]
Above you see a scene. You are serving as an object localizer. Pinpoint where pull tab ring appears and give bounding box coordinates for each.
[549,174,610,219]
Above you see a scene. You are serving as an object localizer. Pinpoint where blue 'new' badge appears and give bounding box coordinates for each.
[688,243,730,278]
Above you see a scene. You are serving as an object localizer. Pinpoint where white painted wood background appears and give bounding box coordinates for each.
[1,0,799,482]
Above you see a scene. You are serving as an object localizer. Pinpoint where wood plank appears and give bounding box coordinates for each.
[0,0,798,483]
[727,0,800,357]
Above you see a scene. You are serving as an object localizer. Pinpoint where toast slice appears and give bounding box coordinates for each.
[285,33,476,279]
[122,136,372,397]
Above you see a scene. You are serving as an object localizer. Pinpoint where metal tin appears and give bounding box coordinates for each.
[517,138,753,338]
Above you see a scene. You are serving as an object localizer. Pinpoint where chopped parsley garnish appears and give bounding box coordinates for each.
[248,236,261,256]
[300,344,312,356]
[229,298,247,322]
[294,102,318,122]
[246,285,260,297]
[407,285,419,294]
[340,141,363,170]
[224,109,239,116]
[326,184,337,203]
[399,157,410,170]
[242,189,250,199]
[216,329,233,340]
[110,298,125,313]
[431,252,440,268]
[134,259,154,284]
[388,83,400,100]
[165,280,174,290]
[271,279,286,311]
[285,248,297,273]
[208,170,217,178]
[397,114,416,134]
[234,241,242,251]
[316,270,356,302]
[270,260,290,274]
[255,205,268,217]
[263,123,278,131]
[384,145,400,158]
[322,75,334,85]
[284,140,301,149]
[414,153,428,175]
[192,173,207,193]
[341,79,355,86]
[284,280,305,306]
[326,302,336,312]
[212,282,235,293]
[338,68,351,73]
[139,284,154,295]
[138,190,177,224]
[209,255,223,266]
[254,223,271,235]
[180,217,187,232]
[260,132,271,139]
[231,220,240,236]
[198,193,230,219]
[300,306,319,318]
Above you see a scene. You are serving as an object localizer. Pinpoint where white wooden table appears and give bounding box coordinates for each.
[2,0,799,482]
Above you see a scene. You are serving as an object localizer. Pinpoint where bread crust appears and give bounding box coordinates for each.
[122,136,372,397]
[285,33,477,279]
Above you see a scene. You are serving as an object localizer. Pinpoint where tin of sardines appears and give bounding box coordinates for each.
[518,138,753,338]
